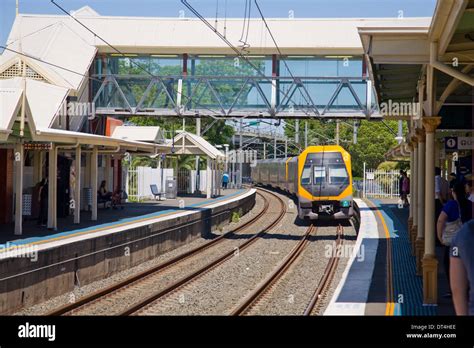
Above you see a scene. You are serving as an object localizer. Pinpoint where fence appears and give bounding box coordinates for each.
[125,166,174,201]
[125,166,222,201]
[362,169,401,198]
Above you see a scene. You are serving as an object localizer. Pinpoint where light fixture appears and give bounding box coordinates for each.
[324,55,353,59]
[150,54,179,58]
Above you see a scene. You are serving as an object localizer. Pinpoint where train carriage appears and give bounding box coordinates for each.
[251,145,353,220]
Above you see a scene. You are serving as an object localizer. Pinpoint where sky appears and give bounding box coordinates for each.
[1,0,438,49]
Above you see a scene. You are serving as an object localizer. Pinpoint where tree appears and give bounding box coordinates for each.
[347,120,400,177]
[283,118,404,177]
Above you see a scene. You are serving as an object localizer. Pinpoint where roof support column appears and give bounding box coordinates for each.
[239,119,243,188]
[14,143,23,235]
[84,153,91,210]
[409,137,418,254]
[206,157,211,199]
[415,128,425,276]
[91,146,98,221]
[422,116,441,305]
[74,146,81,224]
[47,145,57,230]
[33,150,43,184]
[195,118,201,194]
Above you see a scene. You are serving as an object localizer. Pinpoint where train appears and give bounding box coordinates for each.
[251,145,354,220]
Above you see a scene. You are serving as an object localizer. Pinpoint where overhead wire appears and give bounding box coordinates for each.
[181,0,312,119]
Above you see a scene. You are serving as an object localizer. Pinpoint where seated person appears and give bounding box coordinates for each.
[98,180,113,201]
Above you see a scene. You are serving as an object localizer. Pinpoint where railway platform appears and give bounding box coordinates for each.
[0,189,245,248]
[0,188,256,314]
[325,198,454,316]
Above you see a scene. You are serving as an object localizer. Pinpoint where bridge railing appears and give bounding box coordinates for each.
[91,74,379,119]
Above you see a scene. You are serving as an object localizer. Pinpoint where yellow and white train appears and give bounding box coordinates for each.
[251,145,353,220]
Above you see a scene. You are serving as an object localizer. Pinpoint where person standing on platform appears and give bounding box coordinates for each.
[465,180,474,203]
[450,219,474,315]
[222,172,229,189]
[435,167,449,231]
[401,171,410,207]
[438,182,473,298]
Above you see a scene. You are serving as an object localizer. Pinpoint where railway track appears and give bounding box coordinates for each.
[47,188,285,316]
[303,224,344,315]
[229,223,344,316]
[230,223,317,315]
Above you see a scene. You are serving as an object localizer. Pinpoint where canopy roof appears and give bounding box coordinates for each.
[0,77,163,153]
[112,126,166,144]
[5,6,431,56]
[1,20,96,92]
[359,0,474,108]
[170,131,225,160]
[0,77,69,141]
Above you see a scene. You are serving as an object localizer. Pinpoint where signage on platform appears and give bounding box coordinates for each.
[445,137,474,151]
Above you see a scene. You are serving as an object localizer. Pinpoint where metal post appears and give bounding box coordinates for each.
[91,146,98,221]
[304,121,308,148]
[353,121,358,144]
[195,117,201,193]
[206,157,211,198]
[295,119,299,144]
[336,120,340,145]
[362,161,366,198]
[14,143,23,235]
[274,130,277,159]
[47,145,57,230]
[239,119,243,188]
[263,142,266,160]
[74,146,81,224]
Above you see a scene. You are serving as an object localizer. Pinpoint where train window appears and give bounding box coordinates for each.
[328,164,348,184]
[301,165,312,185]
[313,166,326,184]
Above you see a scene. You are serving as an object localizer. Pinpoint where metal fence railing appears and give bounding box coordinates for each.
[362,169,401,199]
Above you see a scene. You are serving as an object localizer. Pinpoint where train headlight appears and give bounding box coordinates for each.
[341,200,351,208]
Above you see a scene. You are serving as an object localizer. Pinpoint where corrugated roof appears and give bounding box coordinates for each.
[112,126,165,143]
[0,77,69,135]
[171,131,224,159]
[5,9,431,55]
[0,78,22,138]
[1,20,96,91]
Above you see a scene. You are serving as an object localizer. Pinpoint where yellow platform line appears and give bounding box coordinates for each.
[375,206,395,316]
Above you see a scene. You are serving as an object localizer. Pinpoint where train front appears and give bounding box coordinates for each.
[297,145,353,220]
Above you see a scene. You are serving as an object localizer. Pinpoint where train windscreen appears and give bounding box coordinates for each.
[301,152,350,197]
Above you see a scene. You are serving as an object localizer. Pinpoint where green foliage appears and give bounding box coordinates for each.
[231,211,241,223]
[347,121,400,177]
[377,161,398,171]
[284,119,406,177]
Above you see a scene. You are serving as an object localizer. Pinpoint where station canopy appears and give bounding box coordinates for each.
[112,126,166,144]
[169,131,225,160]
[359,0,474,119]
